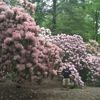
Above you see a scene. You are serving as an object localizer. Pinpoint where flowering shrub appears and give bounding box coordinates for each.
[0,1,62,83]
[86,54,100,84]
[39,28,100,86]
[51,34,87,86]
[86,40,100,56]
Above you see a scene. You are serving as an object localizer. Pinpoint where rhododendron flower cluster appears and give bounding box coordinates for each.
[39,27,52,42]
[18,0,36,15]
[86,39,100,56]
[0,1,62,83]
[39,27,52,40]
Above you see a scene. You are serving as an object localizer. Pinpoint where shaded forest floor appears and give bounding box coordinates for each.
[0,77,100,100]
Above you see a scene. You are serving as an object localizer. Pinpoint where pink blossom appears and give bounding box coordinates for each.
[6,28,13,35]
[20,49,26,56]
[4,37,13,45]
[13,55,21,60]
[46,42,52,47]
[0,14,5,21]
[12,31,21,40]
[16,64,25,71]
[20,58,26,63]
[5,60,11,65]
[37,63,46,71]
[25,32,36,42]
[16,13,24,21]
[17,24,24,30]
[26,63,32,68]
[14,42,23,49]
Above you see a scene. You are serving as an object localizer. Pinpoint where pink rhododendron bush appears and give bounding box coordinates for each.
[86,54,100,85]
[0,1,62,84]
[39,28,100,86]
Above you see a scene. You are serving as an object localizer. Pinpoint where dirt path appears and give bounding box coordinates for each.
[0,78,100,100]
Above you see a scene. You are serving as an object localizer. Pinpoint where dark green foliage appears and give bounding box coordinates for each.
[97,83,100,87]
[86,76,92,82]
[79,68,90,82]
[6,72,16,79]
[70,83,79,89]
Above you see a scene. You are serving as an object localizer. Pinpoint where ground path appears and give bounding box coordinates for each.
[0,78,100,100]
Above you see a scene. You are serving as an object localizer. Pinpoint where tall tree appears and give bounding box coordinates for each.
[85,0,100,42]
[52,0,57,31]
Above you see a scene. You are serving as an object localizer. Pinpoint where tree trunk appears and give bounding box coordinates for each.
[95,9,99,41]
[52,0,57,33]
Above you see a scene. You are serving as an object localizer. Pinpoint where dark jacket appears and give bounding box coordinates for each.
[62,69,71,78]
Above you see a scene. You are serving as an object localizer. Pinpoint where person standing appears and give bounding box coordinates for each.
[62,67,71,90]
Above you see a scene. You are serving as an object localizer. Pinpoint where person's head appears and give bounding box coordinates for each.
[66,67,69,70]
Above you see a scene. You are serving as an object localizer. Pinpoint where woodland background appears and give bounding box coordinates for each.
[5,0,100,43]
